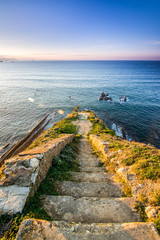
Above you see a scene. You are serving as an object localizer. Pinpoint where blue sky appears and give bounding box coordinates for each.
[0,0,160,60]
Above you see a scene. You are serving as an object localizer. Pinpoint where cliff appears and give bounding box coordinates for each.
[0,107,160,239]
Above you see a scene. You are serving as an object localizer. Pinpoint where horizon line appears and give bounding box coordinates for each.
[1,59,160,62]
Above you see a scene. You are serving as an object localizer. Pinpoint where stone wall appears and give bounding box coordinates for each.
[89,134,109,156]
[0,134,74,214]
[89,134,160,220]
[89,134,148,198]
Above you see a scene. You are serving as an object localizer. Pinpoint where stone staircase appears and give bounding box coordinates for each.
[42,139,139,224]
[16,113,160,240]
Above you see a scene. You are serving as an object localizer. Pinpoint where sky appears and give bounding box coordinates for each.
[0,0,160,60]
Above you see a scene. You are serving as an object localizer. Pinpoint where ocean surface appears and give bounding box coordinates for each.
[0,60,160,154]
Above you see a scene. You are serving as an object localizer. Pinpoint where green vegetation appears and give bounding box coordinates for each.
[135,203,148,222]
[89,116,160,232]
[137,190,160,207]
[28,106,79,149]
[56,119,78,135]
[138,193,148,204]
[87,111,115,136]
[149,190,160,206]
[135,202,160,233]
[154,216,160,233]
[133,154,160,180]
[0,136,80,240]
[115,174,132,197]
[38,136,80,195]
[99,133,160,181]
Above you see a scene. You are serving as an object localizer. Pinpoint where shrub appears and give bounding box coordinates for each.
[58,122,78,134]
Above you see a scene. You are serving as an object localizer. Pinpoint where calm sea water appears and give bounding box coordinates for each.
[0,61,160,152]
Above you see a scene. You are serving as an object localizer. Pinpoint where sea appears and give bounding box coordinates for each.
[0,60,160,155]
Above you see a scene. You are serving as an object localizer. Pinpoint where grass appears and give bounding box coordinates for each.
[0,136,80,240]
[115,174,132,197]
[135,203,148,222]
[98,133,160,181]
[133,154,160,180]
[87,111,116,136]
[135,202,160,233]
[28,106,79,150]
[88,117,160,234]
[38,136,80,195]
[138,193,148,204]
[154,216,160,233]
[148,190,160,206]
[56,119,78,135]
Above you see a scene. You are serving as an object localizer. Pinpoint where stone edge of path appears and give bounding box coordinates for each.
[0,134,74,214]
[16,219,160,240]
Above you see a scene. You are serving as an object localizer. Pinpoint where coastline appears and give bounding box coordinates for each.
[0,107,159,238]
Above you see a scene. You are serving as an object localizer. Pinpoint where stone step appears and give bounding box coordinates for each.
[79,160,99,167]
[16,219,160,240]
[77,155,98,160]
[54,181,123,198]
[78,143,93,148]
[71,172,114,183]
[41,196,139,223]
[77,158,99,164]
[77,156,98,162]
[79,166,105,173]
[78,148,92,151]
[78,147,93,152]
[78,144,94,150]
[78,149,93,154]
[78,143,92,147]
[77,152,96,157]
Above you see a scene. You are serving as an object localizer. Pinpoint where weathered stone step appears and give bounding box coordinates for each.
[78,145,93,149]
[77,156,98,163]
[41,196,139,223]
[78,148,93,153]
[78,142,92,147]
[77,159,99,166]
[16,219,160,240]
[79,160,99,167]
[54,181,122,197]
[71,172,114,183]
[79,166,105,173]
[78,142,93,149]
[77,153,97,158]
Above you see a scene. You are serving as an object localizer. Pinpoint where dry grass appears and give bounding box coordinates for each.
[138,188,160,206]
[100,133,160,181]
[115,174,132,197]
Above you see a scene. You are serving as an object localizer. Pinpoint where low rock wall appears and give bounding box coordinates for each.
[89,134,160,220]
[0,134,74,214]
[89,134,109,156]
[89,134,146,198]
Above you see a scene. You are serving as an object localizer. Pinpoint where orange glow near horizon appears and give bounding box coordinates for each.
[1,52,160,61]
